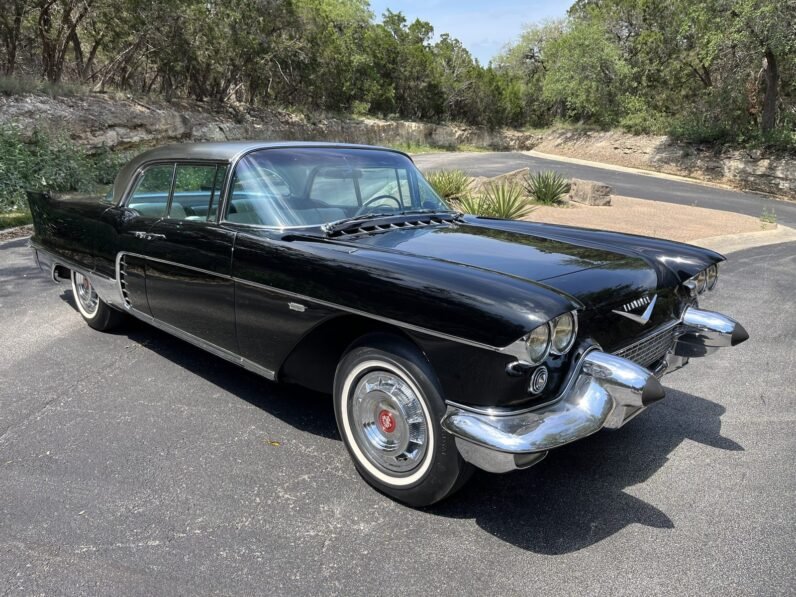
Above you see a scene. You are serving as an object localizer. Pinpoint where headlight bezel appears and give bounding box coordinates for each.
[706,264,719,290]
[686,264,719,296]
[550,311,578,355]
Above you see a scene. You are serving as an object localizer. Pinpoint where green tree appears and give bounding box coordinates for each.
[541,17,631,124]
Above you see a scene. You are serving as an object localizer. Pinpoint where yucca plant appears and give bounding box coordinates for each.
[454,193,488,216]
[524,170,569,205]
[455,181,534,220]
[424,169,470,201]
[480,181,534,219]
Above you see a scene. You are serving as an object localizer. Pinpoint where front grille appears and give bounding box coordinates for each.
[614,323,677,368]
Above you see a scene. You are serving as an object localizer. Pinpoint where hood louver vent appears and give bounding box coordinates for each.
[329,216,453,238]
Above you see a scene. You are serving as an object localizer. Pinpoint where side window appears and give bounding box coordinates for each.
[170,164,223,221]
[128,164,175,218]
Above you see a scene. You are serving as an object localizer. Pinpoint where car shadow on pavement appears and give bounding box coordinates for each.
[428,388,743,554]
[60,289,744,555]
[58,290,340,440]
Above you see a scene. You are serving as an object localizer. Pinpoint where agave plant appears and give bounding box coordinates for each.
[524,170,569,205]
[424,169,470,201]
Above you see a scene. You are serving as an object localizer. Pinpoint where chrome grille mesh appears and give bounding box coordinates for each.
[614,324,677,368]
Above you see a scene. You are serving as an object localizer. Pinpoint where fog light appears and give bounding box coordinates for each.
[529,366,548,394]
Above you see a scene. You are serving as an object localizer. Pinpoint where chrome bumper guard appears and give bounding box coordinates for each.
[443,306,748,474]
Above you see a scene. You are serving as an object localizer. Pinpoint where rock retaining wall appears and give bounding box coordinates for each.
[1,94,793,199]
[0,94,541,152]
[535,130,796,200]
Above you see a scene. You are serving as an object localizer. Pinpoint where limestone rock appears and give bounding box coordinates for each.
[568,179,612,206]
[468,168,529,194]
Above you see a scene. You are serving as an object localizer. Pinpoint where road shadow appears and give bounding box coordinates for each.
[428,387,742,554]
[59,287,743,555]
[58,288,340,440]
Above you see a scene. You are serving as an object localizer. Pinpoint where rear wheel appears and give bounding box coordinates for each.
[334,334,472,507]
[70,270,124,331]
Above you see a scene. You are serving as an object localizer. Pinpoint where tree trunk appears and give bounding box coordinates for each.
[760,47,778,134]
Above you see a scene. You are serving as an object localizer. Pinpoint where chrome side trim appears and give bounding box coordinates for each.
[441,350,665,472]
[231,275,508,354]
[112,251,515,356]
[123,305,276,380]
[31,244,121,307]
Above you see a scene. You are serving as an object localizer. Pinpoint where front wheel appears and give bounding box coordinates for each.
[70,270,124,331]
[334,334,472,507]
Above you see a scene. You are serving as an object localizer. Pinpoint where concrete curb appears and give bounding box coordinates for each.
[691,225,796,254]
[522,149,769,196]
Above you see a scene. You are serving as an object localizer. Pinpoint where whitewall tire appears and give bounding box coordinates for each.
[333,333,472,506]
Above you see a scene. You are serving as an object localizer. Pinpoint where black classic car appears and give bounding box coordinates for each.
[28,142,748,506]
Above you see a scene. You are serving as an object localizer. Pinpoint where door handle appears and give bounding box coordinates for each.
[131,231,166,241]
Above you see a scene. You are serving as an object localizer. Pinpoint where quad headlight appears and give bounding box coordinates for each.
[706,264,719,290]
[524,323,551,364]
[550,311,577,354]
[521,311,578,364]
[686,264,719,296]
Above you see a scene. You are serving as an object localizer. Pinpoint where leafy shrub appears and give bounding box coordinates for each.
[456,181,534,220]
[618,96,670,135]
[0,75,86,97]
[425,169,470,201]
[0,126,123,212]
[0,211,32,230]
[524,171,569,205]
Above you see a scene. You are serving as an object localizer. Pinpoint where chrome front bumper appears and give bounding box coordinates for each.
[442,306,748,474]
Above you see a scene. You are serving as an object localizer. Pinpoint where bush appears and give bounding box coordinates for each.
[618,96,670,135]
[425,169,470,201]
[524,171,569,205]
[0,75,86,97]
[0,126,123,212]
[0,211,32,230]
[456,181,534,219]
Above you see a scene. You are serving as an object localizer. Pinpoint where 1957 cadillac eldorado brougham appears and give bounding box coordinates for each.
[27,142,749,506]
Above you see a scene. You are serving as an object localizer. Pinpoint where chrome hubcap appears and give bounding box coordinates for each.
[349,370,428,474]
[74,272,99,316]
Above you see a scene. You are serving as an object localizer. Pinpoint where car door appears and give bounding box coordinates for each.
[142,163,238,353]
[95,162,177,316]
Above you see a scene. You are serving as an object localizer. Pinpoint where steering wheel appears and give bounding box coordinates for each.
[355,194,402,215]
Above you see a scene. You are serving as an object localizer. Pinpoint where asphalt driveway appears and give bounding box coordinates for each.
[0,237,794,595]
[414,152,796,228]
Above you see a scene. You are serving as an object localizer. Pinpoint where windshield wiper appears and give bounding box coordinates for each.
[321,213,388,235]
[399,208,460,217]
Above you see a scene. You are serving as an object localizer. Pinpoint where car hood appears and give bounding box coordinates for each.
[338,220,660,308]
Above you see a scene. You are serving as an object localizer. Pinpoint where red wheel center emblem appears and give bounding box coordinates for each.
[378,409,396,433]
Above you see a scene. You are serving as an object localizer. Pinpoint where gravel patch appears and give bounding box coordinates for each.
[0,224,33,243]
[525,196,771,242]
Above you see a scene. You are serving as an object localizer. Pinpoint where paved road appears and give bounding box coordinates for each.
[1,237,794,595]
[414,152,796,227]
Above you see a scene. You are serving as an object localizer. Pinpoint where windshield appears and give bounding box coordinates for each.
[224,147,450,228]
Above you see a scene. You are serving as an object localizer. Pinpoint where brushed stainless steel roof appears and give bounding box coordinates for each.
[112,141,407,205]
